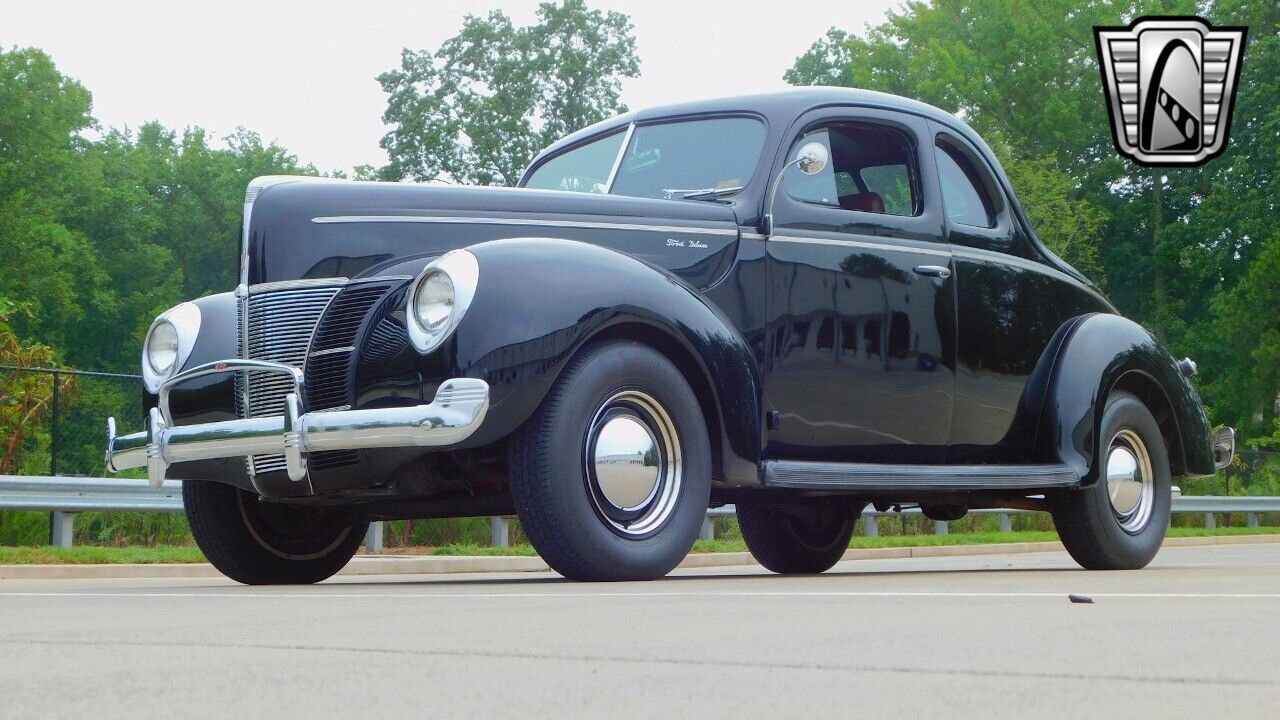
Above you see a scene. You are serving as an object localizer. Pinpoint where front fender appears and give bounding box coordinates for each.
[149,291,255,490]
[453,237,762,485]
[1038,313,1214,483]
[154,291,240,422]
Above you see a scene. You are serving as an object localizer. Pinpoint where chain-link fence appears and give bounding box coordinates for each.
[0,366,143,478]
[0,366,190,545]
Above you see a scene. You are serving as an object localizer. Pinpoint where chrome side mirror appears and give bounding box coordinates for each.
[795,141,829,175]
[764,141,830,236]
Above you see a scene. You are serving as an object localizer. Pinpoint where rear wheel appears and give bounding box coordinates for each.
[509,340,711,581]
[184,480,366,584]
[739,500,858,574]
[1051,390,1171,570]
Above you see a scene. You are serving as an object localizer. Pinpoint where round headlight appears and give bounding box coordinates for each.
[140,302,200,393]
[146,321,179,375]
[405,250,478,354]
[414,270,455,339]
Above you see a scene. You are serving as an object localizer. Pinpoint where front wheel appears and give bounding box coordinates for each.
[184,480,367,584]
[738,500,858,574]
[509,340,712,581]
[1051,390,1171,570]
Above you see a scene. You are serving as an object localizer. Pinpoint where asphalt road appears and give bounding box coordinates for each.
[2,543,1278,719]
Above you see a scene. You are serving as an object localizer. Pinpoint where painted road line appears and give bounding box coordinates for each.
[2,590,1279,599]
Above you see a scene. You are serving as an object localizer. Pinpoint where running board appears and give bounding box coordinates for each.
[763,461,1080,492]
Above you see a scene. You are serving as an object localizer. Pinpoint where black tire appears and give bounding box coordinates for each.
[1051,390,1171,570]
[738,500,857,574]
[509,340,712,581]
[184,480,367,585]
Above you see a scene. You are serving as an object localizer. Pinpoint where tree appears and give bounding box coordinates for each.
[0,45,318,377]
[377,0,639,186]
[785,28,854,87]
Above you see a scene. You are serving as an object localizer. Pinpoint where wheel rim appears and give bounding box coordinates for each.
[583,390,682,537]
[1106,428,1155,533]
[236,491,352,560]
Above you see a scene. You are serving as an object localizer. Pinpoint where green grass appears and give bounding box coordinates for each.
[429,542,540,557]
[0,545,205,565]
[1,526,1276,564]
[1166,526,1280,537]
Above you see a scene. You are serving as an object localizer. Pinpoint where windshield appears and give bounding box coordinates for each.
[523,116,766,200]
[610,118,765,199]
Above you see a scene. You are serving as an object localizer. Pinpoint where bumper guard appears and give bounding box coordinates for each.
[106,359,489,489]
[1212,426,1235,470]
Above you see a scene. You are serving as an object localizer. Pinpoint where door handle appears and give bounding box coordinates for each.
[913,264,952,279]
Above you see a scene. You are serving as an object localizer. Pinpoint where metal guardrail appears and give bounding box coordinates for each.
[2,475,1277,550]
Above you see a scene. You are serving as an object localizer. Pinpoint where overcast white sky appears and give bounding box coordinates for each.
[0,1,899,172]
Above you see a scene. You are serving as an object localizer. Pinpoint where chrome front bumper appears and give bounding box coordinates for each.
[106,359,489,490]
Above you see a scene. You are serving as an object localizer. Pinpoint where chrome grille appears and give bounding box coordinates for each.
[301,281,401,473]
[241,283,342,475]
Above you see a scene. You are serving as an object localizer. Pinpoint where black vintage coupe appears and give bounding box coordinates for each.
[107,88,1233,583]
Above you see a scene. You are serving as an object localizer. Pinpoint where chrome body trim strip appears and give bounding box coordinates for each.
[307,346,355,358]
[603,123,635,192]
[248,277,349,295]
[764,460,1080,491]
[768,233,952,258]
[949,245,1079,284]
[107,374,490,490]
[767,232,1079,282]
[310,215,739,237]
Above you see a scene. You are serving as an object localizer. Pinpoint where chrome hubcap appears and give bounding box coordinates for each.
[585,390,682,537]
[1106,428,1155,533]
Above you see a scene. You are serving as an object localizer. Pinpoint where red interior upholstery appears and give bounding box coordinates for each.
[839,192,885,213]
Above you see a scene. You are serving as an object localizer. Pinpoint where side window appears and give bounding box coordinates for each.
[935,141,995,228]
[787,123,919,217]
[524,131,626,194]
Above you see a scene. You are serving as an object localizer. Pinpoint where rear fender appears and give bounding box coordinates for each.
[1036,313,1214,483]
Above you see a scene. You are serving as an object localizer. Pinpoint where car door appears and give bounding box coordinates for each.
[928,122,1108,463]
[764,107,955,464]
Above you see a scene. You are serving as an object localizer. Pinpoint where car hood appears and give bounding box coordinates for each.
[244,179,742,290]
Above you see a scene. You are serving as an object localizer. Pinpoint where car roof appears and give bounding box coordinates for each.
[531,87,984,165]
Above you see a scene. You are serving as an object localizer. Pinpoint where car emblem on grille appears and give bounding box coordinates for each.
[214,362,228,372]
[1095,16,1246,166]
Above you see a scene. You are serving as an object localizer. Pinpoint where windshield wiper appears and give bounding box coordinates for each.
[662,186,744,201]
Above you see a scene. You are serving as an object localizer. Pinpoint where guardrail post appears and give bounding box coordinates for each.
[364,521,384,554]
[933,520,948,535]
[1204,512,1216,529]
[998,512,1012,533]
[862,511,878,537]
[49,511,74,548]
[490,516,510,548]
[1247,512,1258,528]
[700,515,715,541]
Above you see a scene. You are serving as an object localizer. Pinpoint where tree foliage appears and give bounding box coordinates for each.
[784,28,854,87]
[377,0,639,186]
[787,0,1280,447]
[0,46,316,373]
